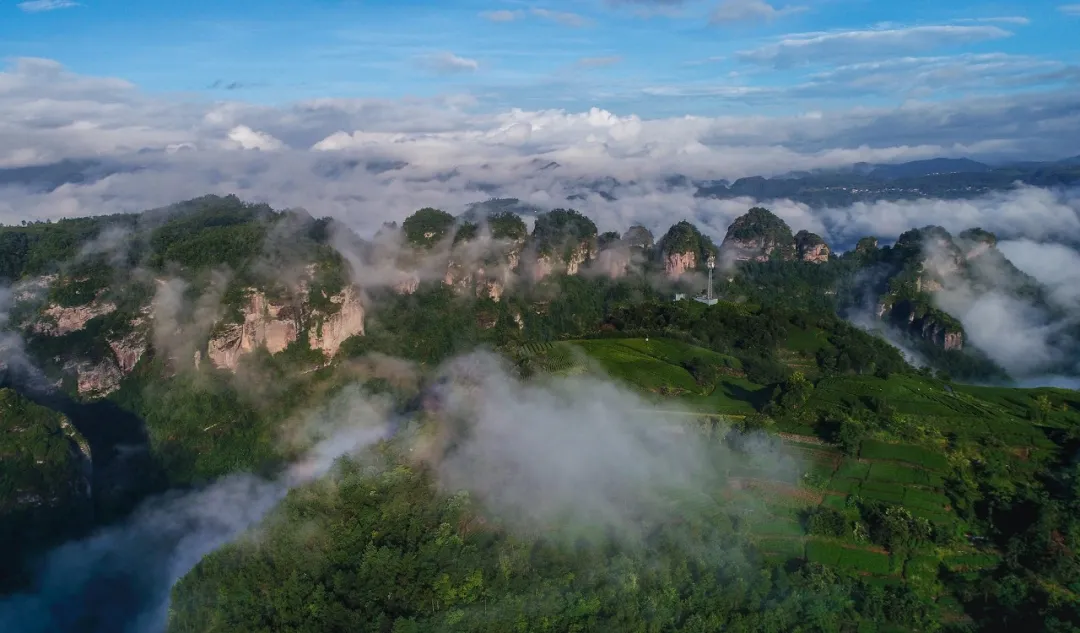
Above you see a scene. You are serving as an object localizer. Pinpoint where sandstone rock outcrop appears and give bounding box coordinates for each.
[665,251,696,278]
[720,207,797,263]
[108,329,148,374]
[66,358,124,397]
[207,290,299,370]
[795,230,830,263]
[658,221,715,279]
[34,301,117,336]
[310,287,365,359]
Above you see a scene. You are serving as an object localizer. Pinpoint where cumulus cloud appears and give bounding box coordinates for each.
[738,25,1012,68]
[1059,4,1080,16]
[17,0,79,12]
[226,125,285,151]
[710,0,807,24]
[0,58,1078,255]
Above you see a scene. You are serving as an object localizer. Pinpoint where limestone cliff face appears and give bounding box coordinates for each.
[443,260,472,292]
[310,287,365,359]
[208,290,300,371]
[594,248,632,279]
[532,254,556,282]
[33,300,117,336]
[108,327,148,374]
[795,230,830,264]
[723,238,777,263]
[921,320,964,351]
[529,241,595,281]
[658,220,717,279]
[665,251,696,278]
[442,237,523,302]
[799,243,830,263]
[26,295,148,397]
[67,358,124,397]
[565,242,593,276]
[720,208,799,263]
[394,273,420,295]
[63,326,150,397]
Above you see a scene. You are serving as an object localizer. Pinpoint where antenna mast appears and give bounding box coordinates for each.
[706,256,715,301]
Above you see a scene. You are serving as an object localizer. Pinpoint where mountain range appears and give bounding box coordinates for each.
[3,155,1078,207]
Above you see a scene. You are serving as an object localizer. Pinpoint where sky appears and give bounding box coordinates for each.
[3,0,1079,116]
[0,0,1078,240]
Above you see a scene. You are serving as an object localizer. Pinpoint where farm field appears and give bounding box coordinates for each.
[512,334,1078,619]
[567,338,767,414]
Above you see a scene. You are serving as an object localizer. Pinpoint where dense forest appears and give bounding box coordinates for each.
[0,195,1078,632]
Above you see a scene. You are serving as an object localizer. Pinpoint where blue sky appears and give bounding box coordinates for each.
[3,0,1078,117]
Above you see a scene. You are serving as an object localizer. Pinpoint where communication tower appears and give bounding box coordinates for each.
[694,256,718,305]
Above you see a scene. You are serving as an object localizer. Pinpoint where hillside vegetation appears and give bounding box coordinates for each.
[0,195,1077,632]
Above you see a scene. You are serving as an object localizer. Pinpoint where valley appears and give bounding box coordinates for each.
[0,195,1077,632]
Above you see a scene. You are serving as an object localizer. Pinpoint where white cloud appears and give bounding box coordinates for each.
[480,9,521,22]
[578,56,623,67]
[17,0,79,12]
[417,51,479,74]
[1059,4,1080,16]
[955,16,1030,25]
[604,0,688,17]
[480,8,591,27]
[710,0,807,24]
[530,8,592,27]
[998,239,1080,308]
[804,53,1069,97]
[0,58,1078,251]
[226,125,285,151]
[738,25,1012,67]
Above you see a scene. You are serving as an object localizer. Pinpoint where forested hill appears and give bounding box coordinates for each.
[0,194,1078,632]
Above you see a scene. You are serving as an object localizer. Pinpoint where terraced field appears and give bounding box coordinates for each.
[740,432,1003,588]
[511,336,1075,606]
[569,338,767,414]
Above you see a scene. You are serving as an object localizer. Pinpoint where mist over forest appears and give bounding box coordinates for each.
[2,4,1080,633]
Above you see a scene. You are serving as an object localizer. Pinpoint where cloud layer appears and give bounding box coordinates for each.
[1,58,1079,249]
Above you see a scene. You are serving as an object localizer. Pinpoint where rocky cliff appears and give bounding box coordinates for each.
[658,221,717,279]
[207,284,366,369]
[528,209,598,281]
[33,300,117,337]
[207,290,300,370]
[867,226,1018,353]
[794,230,830,263]
[23,295,149,397]
[309,286,366,359]
[720,207,798,263]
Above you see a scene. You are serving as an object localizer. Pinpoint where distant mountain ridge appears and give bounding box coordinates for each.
[2,155,1077,207]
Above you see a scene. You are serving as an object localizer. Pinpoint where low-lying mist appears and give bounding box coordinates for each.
[0,387,392,633]
[0,348,801,633]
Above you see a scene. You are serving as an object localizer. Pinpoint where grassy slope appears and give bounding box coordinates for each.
[525,336,1078,608]
[569,338,766,415]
